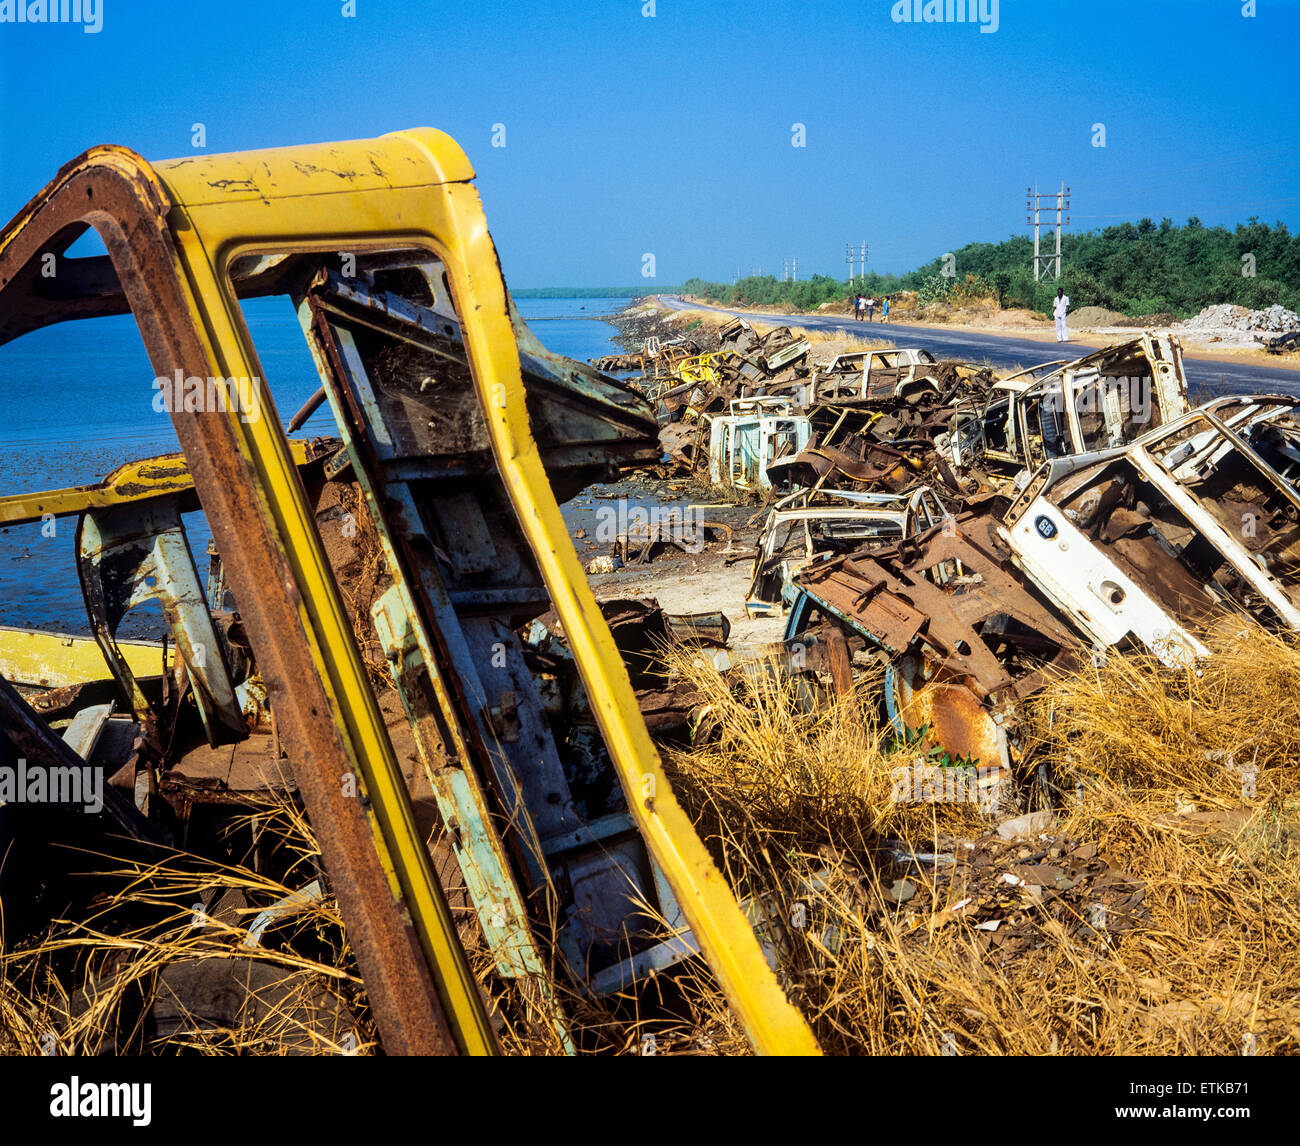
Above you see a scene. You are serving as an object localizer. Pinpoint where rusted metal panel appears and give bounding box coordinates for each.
[804,566,928,654]
[793,514,1081,765]
[76,501,245,749]
[802,515,1079,703]
[0,674,154,842]
[767,436,926,493]
[300,277,694,1012]
[0,626,169,689]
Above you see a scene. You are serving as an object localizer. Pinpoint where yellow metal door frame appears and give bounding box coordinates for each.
[78,129,816,1055]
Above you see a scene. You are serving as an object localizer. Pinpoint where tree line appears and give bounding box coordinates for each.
[679,218,1300,319]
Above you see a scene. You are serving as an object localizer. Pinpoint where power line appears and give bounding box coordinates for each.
[1071,195,1300,221]
[845,241,868,284]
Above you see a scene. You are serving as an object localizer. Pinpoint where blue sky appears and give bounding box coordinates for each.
[1,0,1297,287]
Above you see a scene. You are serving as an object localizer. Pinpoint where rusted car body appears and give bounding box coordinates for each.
[1001,395,1300,664]
[940,335,1190,478]
[747,486,950,614]
[812,347,942,406]
[765,431,931,495]
[706,398,812,491]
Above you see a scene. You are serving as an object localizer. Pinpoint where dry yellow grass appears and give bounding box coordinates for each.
[644,627,1300,1055]
[0,796,371,1055]
[0,792,632,1057]
[5,624,1296,1056]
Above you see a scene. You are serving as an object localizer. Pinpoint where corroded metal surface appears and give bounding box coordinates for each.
[0,132,822,1056]
[794,514,1081,763]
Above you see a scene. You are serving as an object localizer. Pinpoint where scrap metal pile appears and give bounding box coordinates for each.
[642,327,1192,507]
[639,328,1017,502]
[610,319,1300,810]
[776,381,1300,799]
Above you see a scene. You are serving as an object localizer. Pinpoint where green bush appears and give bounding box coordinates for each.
[916,275,950,306]
[1124,296,1171,318]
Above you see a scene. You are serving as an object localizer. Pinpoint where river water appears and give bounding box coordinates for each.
[0,296,626,635]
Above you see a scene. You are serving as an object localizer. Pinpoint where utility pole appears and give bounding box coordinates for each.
[1026,182,1071,282]
[792,256,798,282]
[845,242,855,285]
[1053,183,1068,283]
[1027,186,1038,281]
[781,257,789,282]
[860,241,868,282]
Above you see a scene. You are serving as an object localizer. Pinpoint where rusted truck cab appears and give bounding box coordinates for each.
[815,347,942,406]
[1001,395,1300,664]
[706,397,812,491]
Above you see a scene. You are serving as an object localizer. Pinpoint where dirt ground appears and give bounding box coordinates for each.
[589,549,787,647]
[563,476,788,646]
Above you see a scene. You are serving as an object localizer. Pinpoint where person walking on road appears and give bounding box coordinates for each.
[1053,287,1070,342]
[866,297,875,322]
[882,296,890,323]
[854,294,864,321]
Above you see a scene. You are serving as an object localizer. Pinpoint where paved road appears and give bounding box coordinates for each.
[659,295,1300,399]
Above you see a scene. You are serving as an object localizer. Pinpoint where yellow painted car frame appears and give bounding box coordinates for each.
[672,351,722,387]
[0,130,818,1055]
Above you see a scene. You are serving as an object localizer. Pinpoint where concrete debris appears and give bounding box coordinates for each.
[1182,303,1300,335]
